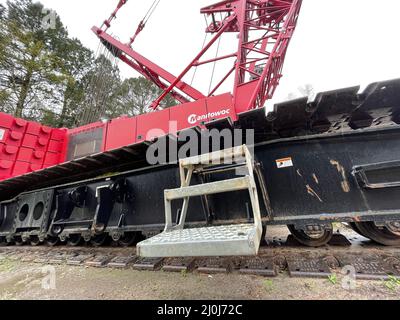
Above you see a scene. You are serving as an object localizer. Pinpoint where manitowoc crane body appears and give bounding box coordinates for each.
[1,0,400,255]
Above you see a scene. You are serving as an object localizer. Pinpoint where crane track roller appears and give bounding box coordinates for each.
[354,221,400,246]
[287,224,333,247]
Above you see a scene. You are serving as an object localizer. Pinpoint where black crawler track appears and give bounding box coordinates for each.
[1,231,400,280]
[1,79,400,252]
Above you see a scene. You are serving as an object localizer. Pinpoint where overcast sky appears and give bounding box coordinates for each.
[3,0,400,108]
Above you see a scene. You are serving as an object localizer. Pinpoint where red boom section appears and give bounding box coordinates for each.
[93,0,302,112]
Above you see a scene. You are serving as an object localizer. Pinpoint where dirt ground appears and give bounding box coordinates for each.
[0,257,399,300]
[0,225,399,300]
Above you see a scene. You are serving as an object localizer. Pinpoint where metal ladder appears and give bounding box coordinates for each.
[137,145,263,257]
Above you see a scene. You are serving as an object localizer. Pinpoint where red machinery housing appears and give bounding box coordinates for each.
[0,113,66,181]
[0,0,302,181]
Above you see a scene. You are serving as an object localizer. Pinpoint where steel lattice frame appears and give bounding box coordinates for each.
[93,0,302,113]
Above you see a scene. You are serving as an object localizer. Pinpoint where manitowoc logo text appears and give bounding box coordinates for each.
[187,109,231,125]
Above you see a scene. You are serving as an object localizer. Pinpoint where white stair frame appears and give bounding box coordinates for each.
[137,145,263,257]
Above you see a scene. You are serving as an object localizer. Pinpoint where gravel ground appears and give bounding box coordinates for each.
[0,258,399,300]
[0,225,399,300]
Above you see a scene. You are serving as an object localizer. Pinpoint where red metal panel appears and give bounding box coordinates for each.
[47,139,64,153]
[40,125,52,136]
[30,163,42,172]
[0,159,13,179]
[21,134,49,151]
[0,113,27,133]
[105,116,137,151]
[17,148,45,165]
[0,144,18,161]
[32,151,45,164]
[205,93,237,122]
[0,113,14,129]
[16,147,33,162]
[37,137,50,150]
[26,122,41,135]
[3,130,24,147]
[234,81,259,114]
[12,161,31,177]
[0,114,67,179]
[21,134,37,148]
[169,99,208,133]
[44,152,61,166]
[25,121,51,136]
[51,128,67,141]
[12,118,27,133]
[136,109,170,142]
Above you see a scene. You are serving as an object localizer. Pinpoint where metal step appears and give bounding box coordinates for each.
[180,145,246,167]
[137,145,263,258]
[165,177,251,201]
[137,224,261,257]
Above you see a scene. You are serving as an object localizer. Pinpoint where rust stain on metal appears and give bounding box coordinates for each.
[306,184,323,203]
[312,174,319,185]
[319,216,337,221]
[330,160,350,193]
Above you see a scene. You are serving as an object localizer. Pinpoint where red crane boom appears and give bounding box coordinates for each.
[93,0,302,114]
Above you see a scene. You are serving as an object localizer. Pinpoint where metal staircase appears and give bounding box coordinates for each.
[137,145,263,257]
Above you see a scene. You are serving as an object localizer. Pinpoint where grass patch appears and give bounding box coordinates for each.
[263,279,274,292]
[383,275,400,291]
[181,269,188,278]
[328,274,338,285]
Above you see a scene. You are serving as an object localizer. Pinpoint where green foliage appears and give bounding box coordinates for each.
[181,269,188,278]
[383,275,400,291]
[112,77,177,118]
[328,274,337,285]
[263,279,274,292]
[0,0,178,128]
[0,4,5,18]
[0,0,70,121]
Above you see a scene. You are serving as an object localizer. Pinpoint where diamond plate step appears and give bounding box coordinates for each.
[137,224,259,258]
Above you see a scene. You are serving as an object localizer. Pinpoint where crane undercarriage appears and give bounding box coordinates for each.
[1,0,400,264]
[1,78,400,255]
